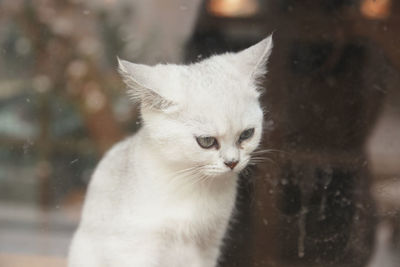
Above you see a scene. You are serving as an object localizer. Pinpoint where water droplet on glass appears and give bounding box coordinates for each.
[319,193,327,220]
[298,207,308,258]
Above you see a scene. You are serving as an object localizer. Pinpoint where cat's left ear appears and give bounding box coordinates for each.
[236,34,273,86]
[118,58,176,112]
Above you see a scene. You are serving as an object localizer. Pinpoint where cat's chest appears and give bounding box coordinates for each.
[146,192,233,223]
[154,198,232,245]
[119,186,236,234]
[127,173,237,222]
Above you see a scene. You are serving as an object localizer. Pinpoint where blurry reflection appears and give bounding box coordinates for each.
[0,0,400,266]
[208,0,259,17]
[361,0,391,19]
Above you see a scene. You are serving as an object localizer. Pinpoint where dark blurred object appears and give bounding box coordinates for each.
[186,0,400,266]
[185,0,269,62]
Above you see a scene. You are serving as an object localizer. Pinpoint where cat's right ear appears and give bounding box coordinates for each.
[118,58,175,111]
[235,35,273,90]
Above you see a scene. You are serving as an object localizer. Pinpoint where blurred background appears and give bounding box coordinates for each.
[0,0,399,266]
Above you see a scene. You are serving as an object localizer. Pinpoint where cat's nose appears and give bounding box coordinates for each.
[224,161,238,170]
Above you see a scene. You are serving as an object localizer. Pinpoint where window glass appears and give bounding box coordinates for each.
[1,0,399,266]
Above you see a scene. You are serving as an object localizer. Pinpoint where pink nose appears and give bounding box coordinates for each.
[224,161,238,170]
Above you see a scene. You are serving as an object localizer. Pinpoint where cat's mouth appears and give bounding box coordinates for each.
[231,159,249,173]
[196,158,250,177]
[211,160,249,176]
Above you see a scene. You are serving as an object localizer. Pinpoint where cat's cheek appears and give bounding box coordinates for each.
[196,150,220,168]
[241,140,258,155]
[249,136,262,153]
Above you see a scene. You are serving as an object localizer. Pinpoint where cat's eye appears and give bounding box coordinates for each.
[196,136,218,149]
[239,128,255,143]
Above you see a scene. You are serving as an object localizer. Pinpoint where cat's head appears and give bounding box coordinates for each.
[118,36,273,177]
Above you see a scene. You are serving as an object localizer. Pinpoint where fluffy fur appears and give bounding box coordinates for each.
[68,36,273,267]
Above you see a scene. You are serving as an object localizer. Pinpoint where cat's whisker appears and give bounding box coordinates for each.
[251,156,271,160]
[186,172,210,189]
[255,148,289,153]
[250,159,269,164]
[251,149,273,154]
[198,174,211,187]
[167,166,203,181]
[249,156,278,167]
[172,165,215,189]
[167,168,206,189]
[251,156,273,161]
[251,148,287,156]
[171,166,200,176]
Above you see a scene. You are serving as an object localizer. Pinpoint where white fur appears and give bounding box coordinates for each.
[68,36,273,267]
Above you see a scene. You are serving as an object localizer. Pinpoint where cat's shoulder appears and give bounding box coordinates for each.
[104,135,136,158]
[94,133,139,173]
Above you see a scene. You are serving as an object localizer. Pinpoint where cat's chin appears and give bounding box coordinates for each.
[203,168,242,178]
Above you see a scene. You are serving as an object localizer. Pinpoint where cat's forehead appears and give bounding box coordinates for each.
[182,93,262,136]
[147,63,243,100]
[150,52,260,105]
[166,59,261,133]
[183,60,254,100]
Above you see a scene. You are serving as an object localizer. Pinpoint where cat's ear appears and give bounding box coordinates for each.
[236,35,273,85]
[118,58,175,111]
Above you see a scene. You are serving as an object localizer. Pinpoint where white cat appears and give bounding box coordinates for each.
[68,36,273,267]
